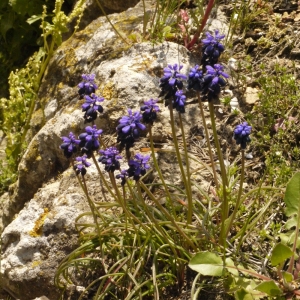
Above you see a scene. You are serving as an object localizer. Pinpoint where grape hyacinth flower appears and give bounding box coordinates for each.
[234,122,252,149]
[201,30,225,66]
[60,132,80,158]
[140,99,160,125]
[116,169,128,186]
[127,153,151,181]
[82,94,104,123]
[173,90,186,113]
[187,65,203,91]
[159,64,187,99]
[98,147,122,172]
[116,109,146,150]
[74,154,91,176]
[78,74,98,99]
[79,125,103,155]
[202,64,229,101]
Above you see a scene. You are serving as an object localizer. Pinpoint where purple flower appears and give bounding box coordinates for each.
[187,65,203,91]
[116,109,146,150]
[159,64,187,99]
[140,99,160,125]
[82,94,104,123]
[98,147,122,172]
[234,122,252,149]
[202,64,229,101]
[116,169,128,186]
[127,153,151,181]
[74,154,91,175]
[201,30,225,66]
[79,125,103,155]
[173,90,186,113]
[60,132,80,158]
[78,74,98,99]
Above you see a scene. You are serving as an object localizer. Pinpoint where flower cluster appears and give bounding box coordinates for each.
[98,147,122,172]
[140,99,160,125]
[159,64,187,113]
[116,109,146,150]
[82,94,104,123]
[60,132,80,158]
[116,154,150,185]
[78,74,98,99]
[234,122,252,149]
[73,154,91,175]
[61,73,158,179]
[77,73,105,123]
[201,30,225,67]
[187,31,229,102]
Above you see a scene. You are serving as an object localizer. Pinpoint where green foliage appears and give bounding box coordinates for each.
[270,243,293,266]
[189,252,223,276]
[283,172,300,217]
[0,0,86,193]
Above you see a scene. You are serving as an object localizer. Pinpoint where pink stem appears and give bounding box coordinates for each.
[187,0,215,50]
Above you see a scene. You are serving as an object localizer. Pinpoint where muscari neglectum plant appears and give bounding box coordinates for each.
[56,30,288,299]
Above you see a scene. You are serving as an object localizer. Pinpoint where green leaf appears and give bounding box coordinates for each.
[282,271,293,283]
[226,258,239,276]
[255,280,282,296]
[284,172,300,217]
[280,232,300,249]
[189,251,223,276]
[270,243,293,266]
[234,288,254,300]
[284,216,297,230]
[27,14,42,25]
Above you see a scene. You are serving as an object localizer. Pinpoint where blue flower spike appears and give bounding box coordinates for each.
[187,65,203,91]
[78,74,98,99]
[98,147,122,172]
[173,90,186,113]
[117,109,146,150]
[202,64,229,101]
[74,154,91,176]
[140,99,160,125]
[234,122,252,149]
[159,64,187,99]
[127,153,151,181]
[201,30,225,66]
[116,169,128,186]
[60,132,80,158]
[79,125,103,156]
[82,93,104,123]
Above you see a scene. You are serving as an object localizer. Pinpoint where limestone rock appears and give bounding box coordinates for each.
[244,86,260,105]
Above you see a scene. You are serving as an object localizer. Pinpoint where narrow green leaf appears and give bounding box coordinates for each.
[189,251,223,276]
[255,280,282,296]
[270,243,293,266]
[27,15,43,25]
[284,172,300,217]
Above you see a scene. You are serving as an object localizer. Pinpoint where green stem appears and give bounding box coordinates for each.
[178,114,193,225]
[208,101,228,245]
[149,126,177,219]
[197,92,219,189]
[139,181,197,250]
[169,104,193,225]
[95,0,129,45]
[224,149,245,238]
[91,153,118,202]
